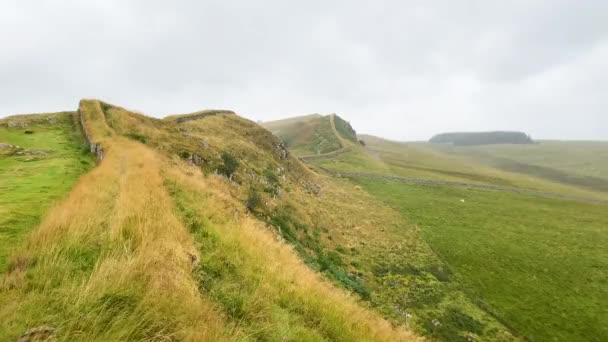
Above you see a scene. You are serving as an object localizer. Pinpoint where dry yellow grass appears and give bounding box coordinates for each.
[0,100,419,341]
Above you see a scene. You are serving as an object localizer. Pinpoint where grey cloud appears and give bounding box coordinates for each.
[1,0,607,141]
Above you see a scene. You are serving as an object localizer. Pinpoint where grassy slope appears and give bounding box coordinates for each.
[355,179,608,341]
[429,141,608,193]
[0,113,93,271]
[263,118,518,340]
[0,101,416,341]
[314,134,608,340]
[264,115,607,340]
[324,135,608,200]
[262,114,344,156]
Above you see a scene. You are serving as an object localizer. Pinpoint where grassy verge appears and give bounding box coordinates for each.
[354,178,608,341]
[0,113,93,271]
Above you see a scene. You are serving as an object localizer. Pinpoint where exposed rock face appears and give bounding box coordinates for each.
[276,142,289,160]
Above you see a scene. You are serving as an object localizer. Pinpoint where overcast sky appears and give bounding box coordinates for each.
[1,1,607,141]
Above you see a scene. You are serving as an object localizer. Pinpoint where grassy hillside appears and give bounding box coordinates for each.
[0,113,93,272]
[262,115,607,340]
[354,179,607,341]
[262,114,356,156]
[430,141,608,193]
[0,101,416,341]
[322,135,608,201]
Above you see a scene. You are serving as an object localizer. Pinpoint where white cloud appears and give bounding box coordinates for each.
[1,0,607,140]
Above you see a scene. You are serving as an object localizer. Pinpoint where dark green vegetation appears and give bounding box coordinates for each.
[0,113,93,271]
[354,178,608,341]
[430,131,534,146]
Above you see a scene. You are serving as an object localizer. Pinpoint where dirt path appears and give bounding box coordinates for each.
[315,165,607,204]
[299,114,352,161]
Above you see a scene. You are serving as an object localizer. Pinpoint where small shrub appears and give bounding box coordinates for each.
[24,130,34,134]
[218,151,239,178]
[246,188,262,213]
[178,151,191,159]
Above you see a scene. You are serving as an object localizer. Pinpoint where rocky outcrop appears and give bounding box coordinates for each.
[17,325,55,342]
[276,141,289,160]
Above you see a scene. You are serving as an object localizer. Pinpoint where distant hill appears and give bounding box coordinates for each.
[262,113,358,156]
[430,131,534,145]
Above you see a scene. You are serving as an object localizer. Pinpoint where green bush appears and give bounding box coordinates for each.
[218,151,239,178]
[246,188,262,213]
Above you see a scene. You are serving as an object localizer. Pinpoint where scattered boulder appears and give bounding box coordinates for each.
[8,120,28,129]
[0,143,48,157]
[190,153,204,166]
[276,142,289,160]
[302,181,321,195]
[17,325,55,342]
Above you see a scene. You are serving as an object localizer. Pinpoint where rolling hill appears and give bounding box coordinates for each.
[263,114,608,341]
[0,101,418,341]
[261,114,358,157]
[2,104,606,341]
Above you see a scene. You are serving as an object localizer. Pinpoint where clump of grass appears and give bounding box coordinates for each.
[125,132,147,144]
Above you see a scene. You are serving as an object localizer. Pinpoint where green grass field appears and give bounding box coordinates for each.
[0,113,93,271]
[354,178,608,341]
[430,141,608,193]
[261,114,608,340]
